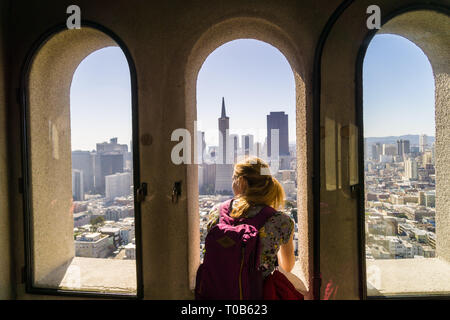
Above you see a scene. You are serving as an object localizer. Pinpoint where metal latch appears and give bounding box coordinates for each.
[136,182,148,202]
[172,181,182,203]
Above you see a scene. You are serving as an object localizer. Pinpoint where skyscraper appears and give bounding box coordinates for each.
[397,139,410,156]
[404,157,418,180]
[372,143,382,161]
[242,134,254,157]
[72,169,84,201]
[419,134,428,153]
[215,97,233,193]
[230,134,239,163]
[267,111,289,157]
[105,172,132,201]
[93,138,127,194]
[382,144,397,156]
[218,97,230,164]
[72,150,94,193]
[196,131,206,164]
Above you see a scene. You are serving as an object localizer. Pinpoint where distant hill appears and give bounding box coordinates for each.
[365,134,435,146]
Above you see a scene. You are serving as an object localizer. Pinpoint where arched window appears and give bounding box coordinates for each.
[184,17,313,298]
[196,39,297,260]
[22,26,141,297]
[361,10,450,298]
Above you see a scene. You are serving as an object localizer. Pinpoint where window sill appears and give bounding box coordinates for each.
[35,257,137,295]
[366,257,450,297]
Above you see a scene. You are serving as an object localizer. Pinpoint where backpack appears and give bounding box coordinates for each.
[195,198,276,300]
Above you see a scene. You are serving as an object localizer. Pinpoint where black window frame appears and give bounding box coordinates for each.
[355,2,450,300]
[19,20,144,299]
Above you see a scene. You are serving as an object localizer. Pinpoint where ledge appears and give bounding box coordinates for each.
[36,257,137,294]
[366,257,450,297]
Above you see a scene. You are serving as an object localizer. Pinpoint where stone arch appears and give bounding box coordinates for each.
[358,8,450,297]
[21,24,141,297]
[184,16,313,296]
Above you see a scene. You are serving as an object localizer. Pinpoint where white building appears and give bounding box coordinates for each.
[105,172,132,200]
[382,144,397,156]
[388,238,406,257]
[124,243,136,260]
[419,134,428,152]
[98,226,121,248]
[75,232,112,258]
[404,157,418,180]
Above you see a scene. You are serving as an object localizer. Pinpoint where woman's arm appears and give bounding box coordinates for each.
[277,230,296,273]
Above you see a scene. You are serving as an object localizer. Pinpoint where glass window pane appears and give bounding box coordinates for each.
[363,34,450,297]
[27,29,137,295]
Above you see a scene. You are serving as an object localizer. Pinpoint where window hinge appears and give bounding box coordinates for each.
[18,177,24,194]
[136,182,147,202]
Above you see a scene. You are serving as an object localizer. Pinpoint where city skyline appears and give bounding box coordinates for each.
[70,35,435,150]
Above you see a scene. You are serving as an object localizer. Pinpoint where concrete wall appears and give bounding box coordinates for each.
[27,27,116,287]
[320,1,449,299]
[0,0,13,300]
[0,0,448,299]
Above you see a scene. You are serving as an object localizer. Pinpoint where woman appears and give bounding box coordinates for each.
[204,157,296,278]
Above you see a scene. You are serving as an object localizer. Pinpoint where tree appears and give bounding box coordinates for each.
[90,216,105,226]
[285,201,295,209]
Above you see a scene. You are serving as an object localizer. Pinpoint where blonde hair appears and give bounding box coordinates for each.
[231,157,285,218]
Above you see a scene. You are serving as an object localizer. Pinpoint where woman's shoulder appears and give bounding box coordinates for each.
[264,210,295,237]
[268,210,294,224]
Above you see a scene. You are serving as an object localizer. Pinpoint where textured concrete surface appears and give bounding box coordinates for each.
[0,0,448,300]
[36,257,137,294]
[367,258,450,296]
[28,27,116,286]
[320,4,449,299]
[0,0,13,300]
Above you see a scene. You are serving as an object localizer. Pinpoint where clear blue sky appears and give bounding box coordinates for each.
[196,39,295,146]
[70,46,132,151]
[70,35,435,151]
[363,34,435,138]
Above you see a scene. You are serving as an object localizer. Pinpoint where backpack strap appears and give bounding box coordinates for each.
[218,198,235,225]
[243,206,277,230]
[219,198,276,230]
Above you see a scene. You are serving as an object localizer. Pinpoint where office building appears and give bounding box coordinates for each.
[105,172,132,201]
[267,111,289,157]
[419,134,428,152]
[72,150,95,193]
[397,139,410,156]
[72,169,84,201]
[404,157,418,180]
